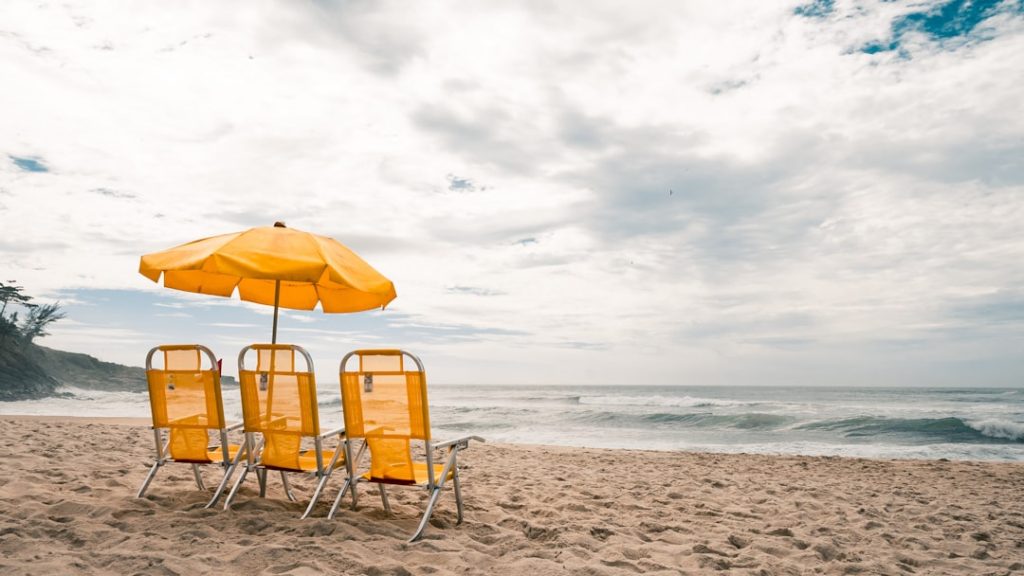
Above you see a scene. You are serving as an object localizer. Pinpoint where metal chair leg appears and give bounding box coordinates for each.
[224,466,249,510]
[205,463,237,509]
[327,477,351,519]
[453,468,464,525]
[137,463,161,498]
[281,471,297,502]
[257,468,268,498]
[409,487,442,543]
[191,464,206,491]
[300,471,333,519]
[379,484,392,515]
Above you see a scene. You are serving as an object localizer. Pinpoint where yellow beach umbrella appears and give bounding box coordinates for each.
[139,222,396,343]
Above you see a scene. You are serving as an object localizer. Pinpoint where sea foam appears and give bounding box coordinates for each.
[968,418,1024,441]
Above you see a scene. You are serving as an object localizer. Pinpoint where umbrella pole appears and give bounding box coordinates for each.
[271,280,281,345]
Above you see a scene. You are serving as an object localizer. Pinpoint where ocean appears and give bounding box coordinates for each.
[3,385,1023,461]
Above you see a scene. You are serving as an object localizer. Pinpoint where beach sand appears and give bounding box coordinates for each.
[0,417,1022,575]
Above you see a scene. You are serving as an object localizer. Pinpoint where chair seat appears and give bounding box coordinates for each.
[295,449,346,472]
[171,443,243,465]
[363,462,454,486]
[206,443,243,463]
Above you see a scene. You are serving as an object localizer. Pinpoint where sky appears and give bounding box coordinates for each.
[1,0,1022,386]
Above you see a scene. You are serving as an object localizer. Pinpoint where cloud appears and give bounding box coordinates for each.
[1,0,1022,385]
[446,174,479,192]
[946,290,1024,327]
[300,2,427,76]
[155,311,192,318]
[89,187,136,199]
[446,285,505,297]
[206,322,260,328]
[412,105,542,174]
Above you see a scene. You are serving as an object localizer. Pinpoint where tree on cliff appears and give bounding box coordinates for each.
[0,282,143,400]
[0,280,34,316]
[0,281,65,345]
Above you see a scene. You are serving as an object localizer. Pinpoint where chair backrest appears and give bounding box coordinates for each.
[145,344,225,462]
[238,344,318,471]
[340,349,430,484]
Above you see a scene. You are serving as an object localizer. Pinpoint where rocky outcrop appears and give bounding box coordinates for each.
[0,340,61,400]
[0,340,145,401]
[31,345,145,392]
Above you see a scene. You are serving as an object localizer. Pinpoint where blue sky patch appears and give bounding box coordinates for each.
[9,155,49,173]
[447,174,476,192]
[46,288,525,377]
[863,0,1022,53]
[794,0,835,18]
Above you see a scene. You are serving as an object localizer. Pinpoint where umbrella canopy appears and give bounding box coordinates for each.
[139,222,396,342]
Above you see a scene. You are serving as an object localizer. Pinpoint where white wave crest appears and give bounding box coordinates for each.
[577,394,748,408]
[968,418,1024,441]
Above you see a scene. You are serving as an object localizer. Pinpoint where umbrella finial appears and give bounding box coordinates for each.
[274,221,287,228]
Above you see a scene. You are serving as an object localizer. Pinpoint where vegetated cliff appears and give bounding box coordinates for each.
[0,340,60,400]
[0,340,145,401]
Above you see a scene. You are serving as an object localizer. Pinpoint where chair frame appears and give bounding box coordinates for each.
[137,344,246,508]
[328,349,483,542]
[223,343,346,519]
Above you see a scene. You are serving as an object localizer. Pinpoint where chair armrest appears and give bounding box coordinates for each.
[258,416,289,429]
[317,426,346,439]
[168,414,206,426]
[433,436,485,451]
[226,421,244,432]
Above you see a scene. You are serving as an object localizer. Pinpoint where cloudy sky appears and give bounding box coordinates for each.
[1,0,1022,386]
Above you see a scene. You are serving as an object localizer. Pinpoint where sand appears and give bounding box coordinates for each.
[0,417,1022,575]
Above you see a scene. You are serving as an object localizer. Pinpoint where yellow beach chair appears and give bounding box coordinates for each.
[328,349,483,542]
[137,344,245,508]
[223,344,346,518]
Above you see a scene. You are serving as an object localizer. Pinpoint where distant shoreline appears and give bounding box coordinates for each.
[0,414,1017,465]
[3,384,1023,461]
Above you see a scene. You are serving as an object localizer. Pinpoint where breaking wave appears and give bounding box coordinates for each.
[6,384,1024,460]
[798,416,1024,443]
[967,418,1024,441]
[577,394,750,408]
[572,410,793,430]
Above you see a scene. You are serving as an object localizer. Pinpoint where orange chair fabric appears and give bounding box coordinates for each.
[146,345,226,462]
[341,350,433,485]
[239,345,324,472]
